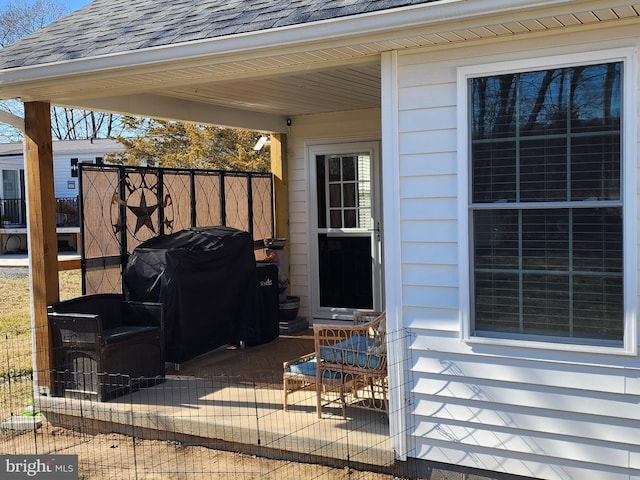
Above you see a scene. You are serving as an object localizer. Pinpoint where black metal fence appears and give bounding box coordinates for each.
[0,197,79,228]
[0,198,24,226]
[79,165,274,295]
[0,329,431,480]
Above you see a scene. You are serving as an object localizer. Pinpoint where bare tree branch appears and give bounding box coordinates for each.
[0,0,67,47]
[0,0,126,140]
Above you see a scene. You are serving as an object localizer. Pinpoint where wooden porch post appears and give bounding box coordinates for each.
[270,133,289,241]
[24,101,59,393]
[270,133,291,292]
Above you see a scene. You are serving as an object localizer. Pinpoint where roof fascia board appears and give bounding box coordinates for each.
[67,93,289,133]
[0,0,615,87]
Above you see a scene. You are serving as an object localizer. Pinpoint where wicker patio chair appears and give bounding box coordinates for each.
[313,311,387,418]
[353,310,383,325]
[283,352,351,418]
[283,311,387,418]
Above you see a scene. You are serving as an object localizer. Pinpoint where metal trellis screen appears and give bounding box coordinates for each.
[79,164,274,295]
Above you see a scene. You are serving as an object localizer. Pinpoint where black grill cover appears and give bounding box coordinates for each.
[123,227,256,364]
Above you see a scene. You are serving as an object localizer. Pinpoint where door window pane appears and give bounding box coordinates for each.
[330,210,342,228]
[329,184,341,208]
[318,234,373,308]
[328,157,341,182]
[320,153,372,229]
[342,156,356,181]
[343,183,355,207]
[344,209,356,228]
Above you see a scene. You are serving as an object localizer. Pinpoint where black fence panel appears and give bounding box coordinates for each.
[0,197,78,227]
[79,165,273,295]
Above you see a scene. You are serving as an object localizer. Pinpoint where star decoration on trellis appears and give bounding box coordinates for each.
[127,191,159,234]
[110,172,175,247]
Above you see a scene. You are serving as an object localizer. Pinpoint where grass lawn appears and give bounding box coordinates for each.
[0,270,82,372]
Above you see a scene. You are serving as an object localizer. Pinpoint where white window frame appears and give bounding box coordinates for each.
[457,48,637,355]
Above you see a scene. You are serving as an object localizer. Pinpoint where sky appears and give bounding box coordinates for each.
[65,0,91,12]
[0,0,92,13]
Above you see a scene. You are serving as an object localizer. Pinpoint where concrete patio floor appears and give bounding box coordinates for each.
[35,331,396,474]
[36,373,395,472]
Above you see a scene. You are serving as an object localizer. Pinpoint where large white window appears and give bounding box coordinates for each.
[458,50,637,352]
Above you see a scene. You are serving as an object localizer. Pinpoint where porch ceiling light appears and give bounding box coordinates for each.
[253,135,270,151]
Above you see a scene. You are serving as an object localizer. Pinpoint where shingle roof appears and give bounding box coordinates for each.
[0,0,437,70]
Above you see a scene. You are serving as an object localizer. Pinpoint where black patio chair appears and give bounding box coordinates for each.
[48,293,165,401]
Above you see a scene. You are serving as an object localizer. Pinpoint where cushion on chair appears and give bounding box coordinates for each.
[320,336,384,370]
[286,355,342,380]
[287,356,317,376]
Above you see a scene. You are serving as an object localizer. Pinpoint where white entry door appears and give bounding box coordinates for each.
[309,142,383,319]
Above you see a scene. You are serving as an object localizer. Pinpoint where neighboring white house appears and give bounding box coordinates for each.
[0,1,637,479]
[0,138,123,252]
[0,138,123,201]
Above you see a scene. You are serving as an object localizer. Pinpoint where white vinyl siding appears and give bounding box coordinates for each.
[393,23,640,480]
[396,63,459,331]
[53,156,80,197]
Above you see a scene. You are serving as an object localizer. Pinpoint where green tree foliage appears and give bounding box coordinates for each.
[107,117,271,172]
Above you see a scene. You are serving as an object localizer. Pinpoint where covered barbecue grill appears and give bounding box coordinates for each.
[123,226,257,364]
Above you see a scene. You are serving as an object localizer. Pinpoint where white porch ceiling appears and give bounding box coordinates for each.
[162,63,382,116]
